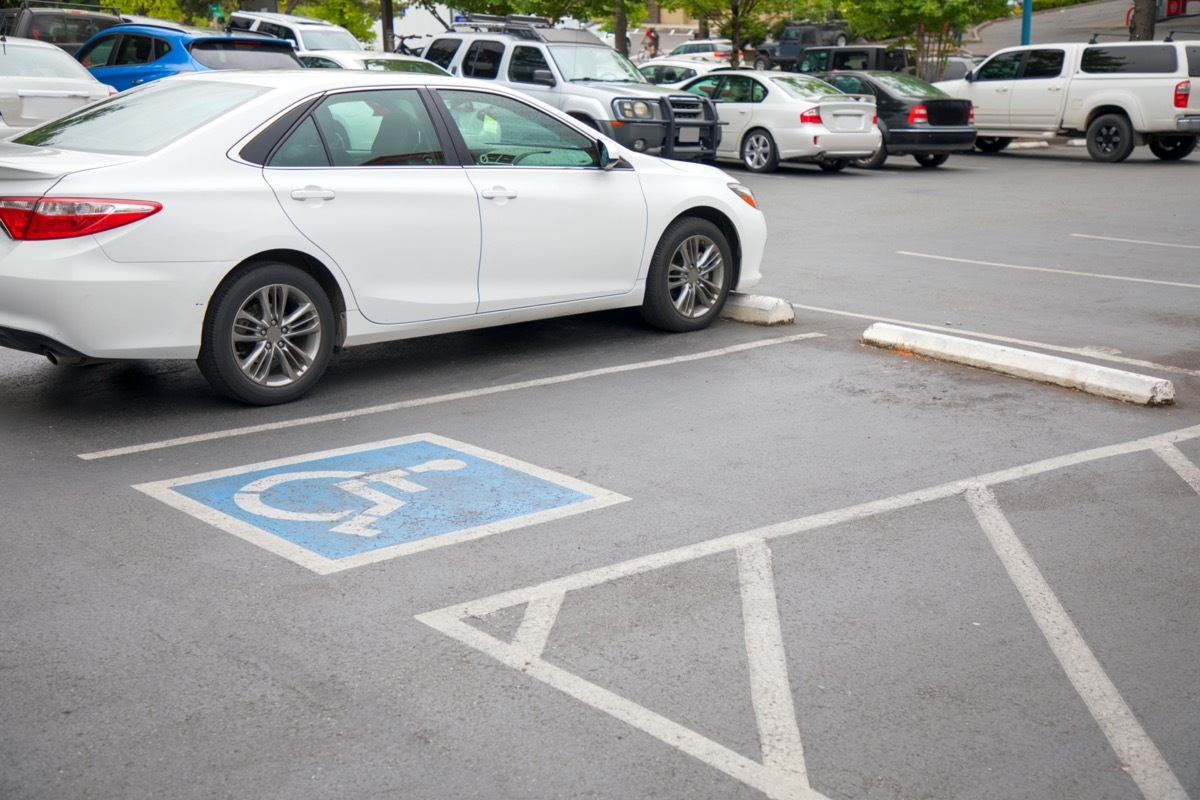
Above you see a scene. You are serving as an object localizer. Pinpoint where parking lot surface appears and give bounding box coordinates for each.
[1,145,1197,799]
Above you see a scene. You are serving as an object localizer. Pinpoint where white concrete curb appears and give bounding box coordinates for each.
[861,323,1175,406]
[721,293,795,326]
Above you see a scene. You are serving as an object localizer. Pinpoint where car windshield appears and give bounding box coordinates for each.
[0,44,95,80]
[549,44,645,83]
[359,57,447,74]
[768,75,843,100]
[871,72,946,98]
[188,40,302,69]
[13,79,266,155]
[300,28,361,50]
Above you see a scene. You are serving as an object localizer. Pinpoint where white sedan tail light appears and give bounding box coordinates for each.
[0,197,162,241]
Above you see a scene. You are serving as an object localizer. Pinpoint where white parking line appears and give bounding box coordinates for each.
[77,334,824,461]
[420,424,1200,799]
[966,485,1188,800]
[791,303,1200,378]
[1071,234,1200,251]
[897,251,1200,290]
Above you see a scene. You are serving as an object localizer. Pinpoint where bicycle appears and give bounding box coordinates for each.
[391,33,426,55]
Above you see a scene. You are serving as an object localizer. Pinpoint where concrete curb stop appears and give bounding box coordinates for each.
[861,323,1175,406]
[721,293,795,326]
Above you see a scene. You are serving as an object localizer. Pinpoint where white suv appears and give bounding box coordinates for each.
[423,20,720,161]
[227,11,361,55]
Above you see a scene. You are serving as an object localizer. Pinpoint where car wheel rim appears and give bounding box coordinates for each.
[1097,125,1121,153]
[231,283,323,388]
[744,135,770,169]
[667,234,725,318]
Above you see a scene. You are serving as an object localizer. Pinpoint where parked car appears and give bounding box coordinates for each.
[793,45,914,75]
[817,71,975,168]
[423,19,720,161]
[226,10,362,55]
[0,35,112,135]
[0,71,765,405]
[0,0,122,53]
[299,50,449,74]
[74,22,303,92]
[752,20,849,71]
[661,39,743,64]
[680,69,880,172]
[935,41,1200,162]
[638,58,723,87]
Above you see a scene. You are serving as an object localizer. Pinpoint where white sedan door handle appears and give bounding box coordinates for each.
[291,187,336,201]
[481,187,518,200]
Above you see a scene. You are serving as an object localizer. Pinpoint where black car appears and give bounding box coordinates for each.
[816,70,976,168]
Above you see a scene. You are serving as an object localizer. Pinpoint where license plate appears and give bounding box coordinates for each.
[678,127,700,144]
[22,96,82,120]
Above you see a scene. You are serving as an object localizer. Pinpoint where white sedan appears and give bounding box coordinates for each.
[0,71,765,405]
[0,36,113,136]
[638,58,724,87]
[680,70,881,173]
[298,50,450,75]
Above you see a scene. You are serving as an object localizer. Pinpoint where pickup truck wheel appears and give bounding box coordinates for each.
[1148,135,1197,160]
[853,143,888,169]
[817,158,848,172]
[753,55,772,70]
[974,137,1011,153]
[640,218,732,333]
[741,129,779,172]
[914,153,949,168]
[1086,114,1135,162]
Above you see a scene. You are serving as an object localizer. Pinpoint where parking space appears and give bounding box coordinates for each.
[2,144,1198,799]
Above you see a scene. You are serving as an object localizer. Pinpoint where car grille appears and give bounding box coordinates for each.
[663,94,719,155]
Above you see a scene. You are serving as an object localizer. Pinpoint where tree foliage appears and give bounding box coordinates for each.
[660,0,791,66]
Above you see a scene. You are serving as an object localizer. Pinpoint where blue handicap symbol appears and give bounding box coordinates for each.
[169,439,592,562]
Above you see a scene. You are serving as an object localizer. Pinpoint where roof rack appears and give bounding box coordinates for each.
[1087,31,1131,43]
[17,0,121,17]
[454,13,553,31]
[1163,29,1200,41]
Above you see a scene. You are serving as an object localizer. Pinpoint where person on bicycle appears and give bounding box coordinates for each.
[642,27,660,58]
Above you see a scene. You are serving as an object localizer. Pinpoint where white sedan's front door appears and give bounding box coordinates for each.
[433,87,647,313]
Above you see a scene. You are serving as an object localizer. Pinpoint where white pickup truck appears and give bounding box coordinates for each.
[935,40,1200,162]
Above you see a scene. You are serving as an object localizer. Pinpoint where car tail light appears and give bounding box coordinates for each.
[969,105,976,123]
[1175,80,1190,108]
[800,107,822,124]
[0,197,162,241]
[907,104,928,124]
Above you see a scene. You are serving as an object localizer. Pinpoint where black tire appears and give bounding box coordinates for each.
[1148,135,1197,160]
[640,218,733,333]
[753,55,772,70]
[853,143,888,169]
[817,158,848,172]
[198,261,335,405]
[914,152,949,168]
[974,136,1012,153]
[740,128,779,173]
[1086,113,1135,163]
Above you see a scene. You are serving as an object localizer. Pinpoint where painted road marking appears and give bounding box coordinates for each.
[1071,234,1200,251]
[80,334,825,461]
[790,304,1200,378]
[897,251,1200,290]
[418,424,1200,799]
[135,434,628,574]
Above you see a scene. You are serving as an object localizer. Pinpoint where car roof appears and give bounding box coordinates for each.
[230,10,335,27]
[87,23,294,43]
[0,34,62,50]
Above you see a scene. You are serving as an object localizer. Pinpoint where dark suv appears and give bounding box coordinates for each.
[0,0,122,52]
[752,20,849,71]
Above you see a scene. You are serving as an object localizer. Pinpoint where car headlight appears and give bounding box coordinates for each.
[727,183,758,209]
[614,99,660,121]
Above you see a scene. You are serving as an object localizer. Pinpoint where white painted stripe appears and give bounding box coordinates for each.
[416,610,828,800]
[1153,444,1200,495]
[79,333,825,461]
[964,485,1188,800]
[512,592,565,660]
[1071,234,1200,251]
[897,251,1200,290]
[736,540,808,778]
[791,304,1200,378]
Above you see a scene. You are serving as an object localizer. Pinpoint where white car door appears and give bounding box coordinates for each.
[433,87,647,314]
[959,50,1024,128]
[1008,48,1069,130]
[262,89,482,325]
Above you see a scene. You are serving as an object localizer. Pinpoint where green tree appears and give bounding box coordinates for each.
[294,0,378,40]
[662,0,792,66]
[840,0,1007,79]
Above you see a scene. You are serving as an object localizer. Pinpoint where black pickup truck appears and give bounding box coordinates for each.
[752,21,849,71]
[792,45,915,75]
[0,0,122,52]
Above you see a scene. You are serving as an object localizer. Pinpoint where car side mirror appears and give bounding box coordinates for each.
[965,70,976,82]
[533,69,556,87]
[598,141,623,171]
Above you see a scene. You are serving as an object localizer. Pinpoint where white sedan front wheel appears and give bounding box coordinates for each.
[640,218,732,333]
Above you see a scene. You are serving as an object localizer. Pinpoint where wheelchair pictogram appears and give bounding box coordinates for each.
[135,435,630,574]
